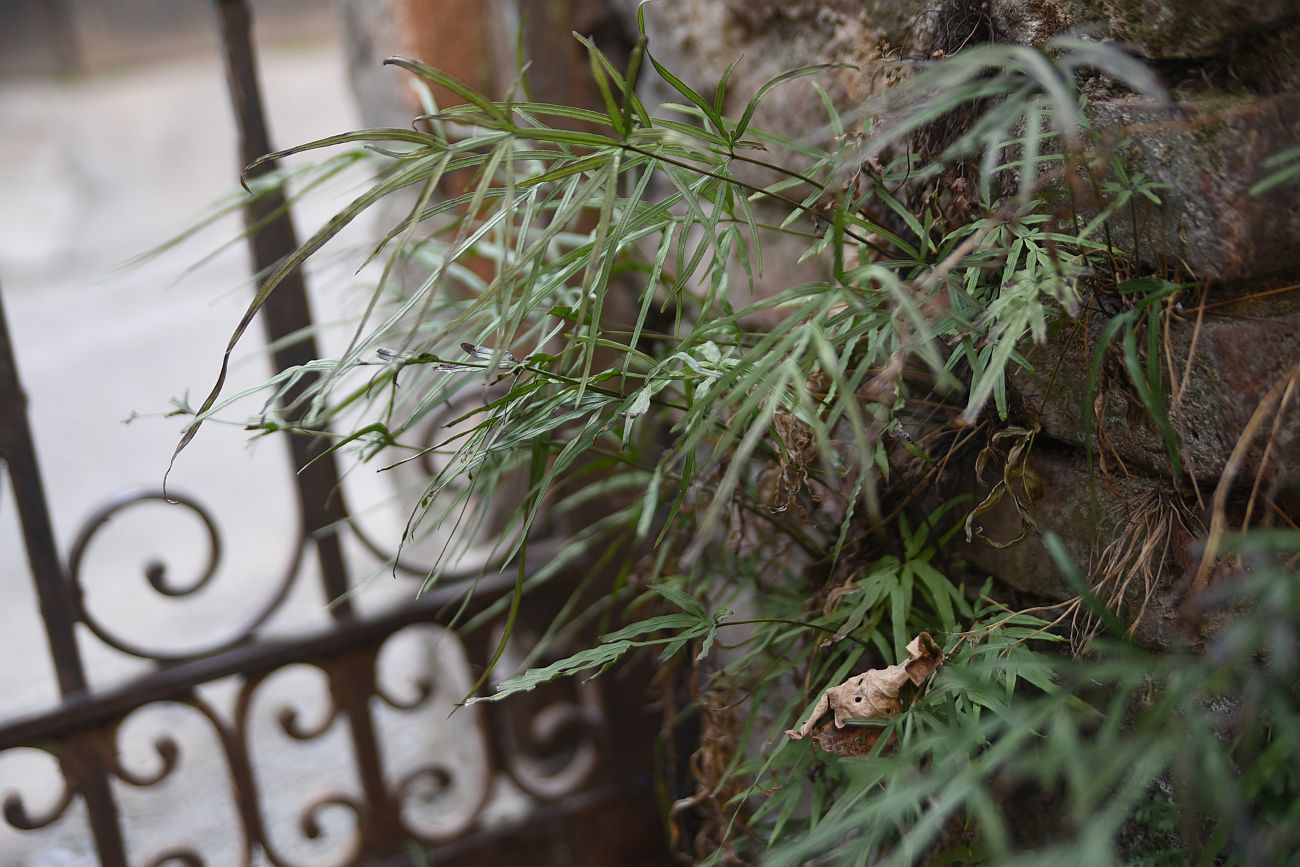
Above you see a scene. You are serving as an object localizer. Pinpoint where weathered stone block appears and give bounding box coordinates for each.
[625,3,1300,285]
[955,446,1199,647]
[1013,290,1300,484]
[1090,92,1300,283]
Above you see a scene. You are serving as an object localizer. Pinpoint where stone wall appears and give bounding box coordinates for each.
[617,0,1299,645]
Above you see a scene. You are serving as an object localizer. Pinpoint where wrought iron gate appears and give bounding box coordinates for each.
[0,1,663,864]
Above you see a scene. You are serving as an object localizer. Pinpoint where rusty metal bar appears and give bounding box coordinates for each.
[0,283,87,697]
[215,0,491,821]
[213,4,407,855]
[0,567,522,752]
[61,732,132,867]
[212,0,353,615]
[0,287,131,865]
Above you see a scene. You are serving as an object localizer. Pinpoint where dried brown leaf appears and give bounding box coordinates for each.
[785,632,944,751]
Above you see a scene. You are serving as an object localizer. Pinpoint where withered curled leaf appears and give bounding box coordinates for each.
[785,632,944,754]
[964,422,1042,548]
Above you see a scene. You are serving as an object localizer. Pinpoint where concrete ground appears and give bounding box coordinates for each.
[0,27,518,867]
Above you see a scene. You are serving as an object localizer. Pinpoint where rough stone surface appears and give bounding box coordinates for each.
[1014,290,1300,484]
[616,3,1300,284]
[989,0,1076,45]
[601,1,946,302]
[620,0,933,141]
[608,0,1300,646]
[1077,0,1300,60]
[1091,92,1300,282]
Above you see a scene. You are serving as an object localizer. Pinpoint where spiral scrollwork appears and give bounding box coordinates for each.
[106,697,259,867]
[394,763,453,803]
[373,674,434,713]
[277,701,339,742]
[284,794,364,867]
[525,701,605,767]
[493,689,603,801]
[371,625,493,843]
[298,794,365,845]
[71,490,220,597]
[371,625,441,714]
[1,750,76,832]
[111,731,181,788]
[393,762,456,837]
[66,488,305,662]
[391,744,487,844]
[237,666,365,867]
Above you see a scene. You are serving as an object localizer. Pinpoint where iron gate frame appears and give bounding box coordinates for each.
[0,2,662,864]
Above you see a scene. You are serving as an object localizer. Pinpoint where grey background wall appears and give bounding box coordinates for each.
[0,0,334,78]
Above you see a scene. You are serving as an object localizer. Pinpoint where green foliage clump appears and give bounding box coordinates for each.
[171,14,1300,865]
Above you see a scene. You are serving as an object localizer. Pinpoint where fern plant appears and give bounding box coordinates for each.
[166,14,1300,865]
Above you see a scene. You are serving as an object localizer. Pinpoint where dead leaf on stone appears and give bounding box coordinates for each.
[785,632,944,755]
[964,423,1042,548]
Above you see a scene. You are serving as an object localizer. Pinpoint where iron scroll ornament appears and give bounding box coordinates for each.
[2,753,76,832]
[65,488,305,663]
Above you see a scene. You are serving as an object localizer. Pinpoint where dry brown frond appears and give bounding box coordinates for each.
[1073,489,1201,652]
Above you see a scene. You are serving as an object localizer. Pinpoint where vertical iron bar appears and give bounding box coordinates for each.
[328,653,404,854]
[213,0,353,616]
[212,3,400,855]
[0,284,86,696]
[0,287,130,865]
